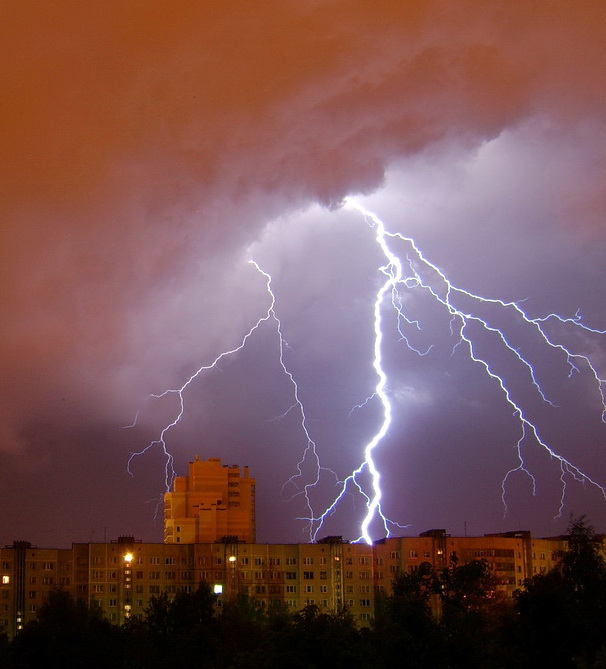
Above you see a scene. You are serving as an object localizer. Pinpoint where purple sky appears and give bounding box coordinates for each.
[2,1,606,547]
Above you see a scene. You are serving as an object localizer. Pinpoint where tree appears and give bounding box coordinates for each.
[124,582,218,668]
[515,516,606,669]
[373,565,446,668]
[8,589,123,668]
[439,558,516,669]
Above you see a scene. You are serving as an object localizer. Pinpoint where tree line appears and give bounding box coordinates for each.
[1,517,605,668]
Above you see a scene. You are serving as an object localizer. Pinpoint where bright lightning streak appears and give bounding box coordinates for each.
[127,261,281,489]
[344,197,606,533]
[127,260,337,541]
[130,198,606,546]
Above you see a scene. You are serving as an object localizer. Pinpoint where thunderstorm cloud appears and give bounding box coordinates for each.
[1,1,605,545]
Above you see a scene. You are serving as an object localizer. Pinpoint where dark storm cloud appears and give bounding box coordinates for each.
[1,1,605,545]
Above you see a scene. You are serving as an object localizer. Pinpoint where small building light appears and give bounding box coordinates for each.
[124,553,133,564]
[1,576,9,584]
[213,584,223,595]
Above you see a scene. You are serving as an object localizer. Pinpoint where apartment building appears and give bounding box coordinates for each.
[164,457,256,544]
[0,531,578,638]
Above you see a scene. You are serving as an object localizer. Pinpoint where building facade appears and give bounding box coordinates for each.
[164,457,256,544]
[0,530,580,638]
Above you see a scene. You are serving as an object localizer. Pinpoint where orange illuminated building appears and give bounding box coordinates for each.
[164,457,256,544]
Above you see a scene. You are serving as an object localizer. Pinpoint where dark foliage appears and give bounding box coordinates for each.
[515,516,606,669]
[6,589,123,668]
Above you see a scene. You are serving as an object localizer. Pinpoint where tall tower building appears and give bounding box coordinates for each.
[164,457,256,544]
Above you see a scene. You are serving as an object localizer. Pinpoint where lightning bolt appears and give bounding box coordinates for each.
[129,197,606,545]
[343,197,606,536]
[127,259,336,541]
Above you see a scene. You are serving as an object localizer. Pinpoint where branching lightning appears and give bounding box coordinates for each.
[343,198,606,538]
[129,197,606,545]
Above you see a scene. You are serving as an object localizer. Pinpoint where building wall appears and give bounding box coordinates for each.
[0,532,590,638]
[164,457,256,544]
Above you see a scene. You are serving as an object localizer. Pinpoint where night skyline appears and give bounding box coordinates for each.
[2,2,606,548]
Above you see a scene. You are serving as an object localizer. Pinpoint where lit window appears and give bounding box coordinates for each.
[213,584,223,595]
[1,576,9,585]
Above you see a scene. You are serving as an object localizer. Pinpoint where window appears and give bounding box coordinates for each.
[254,558,264,566]
[150,557,160,565]
[42,562,54,571]
[165,557,175,565]
[269,558,281,566]
[92,584,103,593]
[304,585,314,593]
[359,557,369,565]
[360,599,371,607]
[320,557,327,565]
[41,576,53,585]
[303,571,314,580]
[165,572,176,580]
[320,585,328,593]
[1,577,9,585]
[240,557,249,565]
[303,557,313,565]
[319,571,327,579]
[149,571,160,579]
[286,585,296,593]
[390,551,400,559]
[409,551,418,559]
[286,571,296,580]
[345,571,353,579]
[149,585,160,594]
[286,557,297,565]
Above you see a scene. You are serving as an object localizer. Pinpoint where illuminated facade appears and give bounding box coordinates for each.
[0,530,590,638]
[164,457,256,544]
